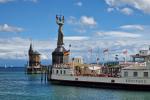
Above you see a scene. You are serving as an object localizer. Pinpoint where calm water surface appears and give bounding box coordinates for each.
[0,67,150,100]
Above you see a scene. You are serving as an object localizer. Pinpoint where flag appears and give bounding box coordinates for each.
[64,50,70,56]
[103,48,108,53]
[123,57,125,61]
[69,44,71,48]
[97,58,100,61]
[115,54,119,61]
[115,56,118,61]
[123,50,128,54]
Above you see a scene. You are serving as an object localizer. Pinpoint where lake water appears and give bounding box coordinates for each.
[0,67,150,100]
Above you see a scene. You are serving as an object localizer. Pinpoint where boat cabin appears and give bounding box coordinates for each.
[121,64,150,78]
[121,49,150,78]
[52,64,74,75]
[131,50,150,62]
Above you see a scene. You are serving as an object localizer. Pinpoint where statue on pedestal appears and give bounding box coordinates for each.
[56,15,64,46]
[52,15,69,65]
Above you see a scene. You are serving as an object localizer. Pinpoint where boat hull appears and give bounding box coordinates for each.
[50,79,150,91]
[48,73,150,91]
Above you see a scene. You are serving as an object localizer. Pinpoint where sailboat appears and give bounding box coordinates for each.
[4,64,7,69]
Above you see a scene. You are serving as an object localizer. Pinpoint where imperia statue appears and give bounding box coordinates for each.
[56,15,64,46]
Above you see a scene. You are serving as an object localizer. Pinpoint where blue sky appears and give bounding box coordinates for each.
[0,0,150,66]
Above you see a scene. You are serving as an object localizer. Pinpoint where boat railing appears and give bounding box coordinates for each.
[134,62,146,67]
[120,62,147,67]
[53,64,72,68]
[73,73,121,78]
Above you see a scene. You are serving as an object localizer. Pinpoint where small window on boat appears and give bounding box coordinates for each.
[133,72,138,77]
[111,80,115,83]
[64,70,66,74]
[124,71,128,77]
[60,70,62,74]
[144,72,148,77]
[56,70,59,74]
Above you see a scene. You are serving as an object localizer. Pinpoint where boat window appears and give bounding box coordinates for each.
[133,72,138,77]
[56,70,59,74]
[144,72,148,77]
[111,80,115,83]
[60,70,62,74]
[64,70,66,74]
[124,71,128,77]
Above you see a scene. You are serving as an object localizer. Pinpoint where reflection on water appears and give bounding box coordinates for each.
[0,67,150,100]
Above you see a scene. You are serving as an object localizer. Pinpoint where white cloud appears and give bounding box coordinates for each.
[67,16,97,27]
[0,24,24,33]
[0,35,150,63]
[96,31,141,38]
[107,7,114,12]
[67,16,78,25]
[0,37,54,60]
[63,35,150,62]
[0,0,14,3]
[120,25,144,31]
[105,0,150,14]
[80,16,97,26]
[64,36,89,41]
[67,16,97,33]
[0,0,38,3]
[41,54,48,60]
[23,0,38,3]
[120,7,133,15]
[75,1,82,7]
[75,28,86,33]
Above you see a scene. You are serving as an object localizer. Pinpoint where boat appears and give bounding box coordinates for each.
[48,49,150,90]
[48,15,150,90]
[4,64,7,69]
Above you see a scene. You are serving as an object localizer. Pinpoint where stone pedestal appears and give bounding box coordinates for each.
[52,46,69,65]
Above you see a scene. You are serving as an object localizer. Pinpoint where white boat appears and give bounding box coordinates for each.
[48,49,150,90]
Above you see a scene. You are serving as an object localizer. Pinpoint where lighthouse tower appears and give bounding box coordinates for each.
[52,15,70,65]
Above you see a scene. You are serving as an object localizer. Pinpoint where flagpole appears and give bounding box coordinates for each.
[91,48,92,64]
[69,44,71,62]
[125,51,127,64]
[123,49,128,64]
[107,51,109,63]
[103,48,108,66]
[103,52,106,65]
[103,57,105,66]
